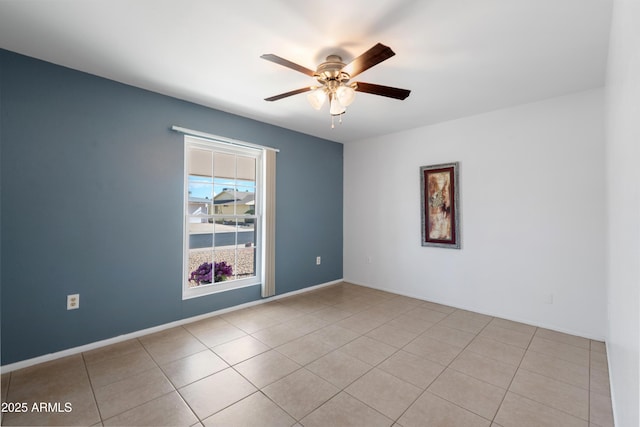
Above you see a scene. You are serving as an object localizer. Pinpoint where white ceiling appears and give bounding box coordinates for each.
[0,0,612,143]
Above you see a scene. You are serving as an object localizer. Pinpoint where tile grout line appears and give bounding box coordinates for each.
[515,348,592,391]
[490,325,539,424]
[161,330,224,427]
[231,292,419,423]
[501,329,593,424]
[227,347,306,421]
[184,289,388,424]
[264,293,385,422]
[337,329,409,423]
[313,323,409,424]
[435,313,499,422]
[80,352,105,424]
[171,387,201,426]
[391,309,498,424]
[95,336,188,425]
[1,371,13,426]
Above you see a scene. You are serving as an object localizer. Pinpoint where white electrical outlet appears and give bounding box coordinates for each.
[316,256,321,265]
[543,293,554,304]
[67,294,80,310]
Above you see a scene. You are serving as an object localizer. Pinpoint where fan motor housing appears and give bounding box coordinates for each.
[315,55,350,85]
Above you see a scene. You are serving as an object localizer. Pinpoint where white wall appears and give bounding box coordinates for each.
[605,0,640,425]
[344,89,606,339]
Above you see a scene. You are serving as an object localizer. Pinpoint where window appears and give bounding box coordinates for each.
[183,136,263,298]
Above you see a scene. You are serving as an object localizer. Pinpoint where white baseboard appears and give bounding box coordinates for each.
[1,278,344,373]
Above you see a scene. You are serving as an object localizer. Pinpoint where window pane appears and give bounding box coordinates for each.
[213,249,236,281]
[187,248,213,287]
[214,218,237,281]
[237,156,256,181]
[237,245,256,279]
[187,197,213,218]
[238,220,255,246]
[189,178,214,202]
[213,188,236,215]
[236,189,254,216]
[239,221,257,279]
[213,152,236,179]
[214,219,236,247]
[189,221,213,248]
[189,149,213,177]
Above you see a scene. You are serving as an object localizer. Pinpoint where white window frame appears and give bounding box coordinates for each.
[183,135,263,299]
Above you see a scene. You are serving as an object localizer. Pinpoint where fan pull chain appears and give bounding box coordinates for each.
[331,113,345,129]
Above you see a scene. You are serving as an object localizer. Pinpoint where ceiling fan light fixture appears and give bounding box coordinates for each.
[336,84,356,107]
[307,87,327,110]
[329,95,346,116]
[261,43,411,128]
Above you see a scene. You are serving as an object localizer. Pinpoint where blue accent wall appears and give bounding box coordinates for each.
[0,49,343,365]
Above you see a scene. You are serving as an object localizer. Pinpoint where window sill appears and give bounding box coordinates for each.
[182,277,261,300]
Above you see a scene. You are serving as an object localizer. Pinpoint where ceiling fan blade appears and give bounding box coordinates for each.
[343,43,396,78]
[265,87,313,102]
[354,82,411,100]
[260,54,316,77]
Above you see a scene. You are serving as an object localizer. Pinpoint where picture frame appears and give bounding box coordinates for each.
[420,162,461,249]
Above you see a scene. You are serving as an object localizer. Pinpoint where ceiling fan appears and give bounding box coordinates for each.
[261,43,411,127]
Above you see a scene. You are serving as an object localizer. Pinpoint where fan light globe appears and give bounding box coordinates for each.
[329,97,346,115]
[336,85,356,107]
[307,88,326,110]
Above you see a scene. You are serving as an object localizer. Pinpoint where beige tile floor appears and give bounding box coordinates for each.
[0,282,614,426]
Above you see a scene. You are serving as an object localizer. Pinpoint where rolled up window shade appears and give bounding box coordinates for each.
[262,148,276,298]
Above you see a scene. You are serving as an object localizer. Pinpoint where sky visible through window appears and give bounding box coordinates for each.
[188,176,255,199]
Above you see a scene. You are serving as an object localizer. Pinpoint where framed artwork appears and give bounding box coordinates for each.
[420,162,460,249]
